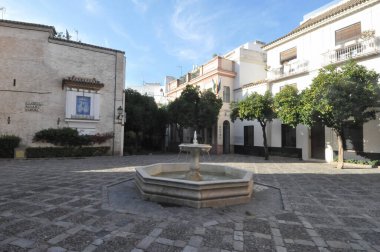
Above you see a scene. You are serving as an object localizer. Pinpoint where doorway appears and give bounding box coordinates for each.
[311,122,325,159]
[223,120,230,154]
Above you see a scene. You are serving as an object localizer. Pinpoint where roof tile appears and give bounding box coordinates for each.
[264,0,370,48]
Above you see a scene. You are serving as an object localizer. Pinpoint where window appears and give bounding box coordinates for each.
[335,22,361,45]
[223,86,230,102]
[280,47,297,64]
[244,126,254,147]
[66,91,98,120]
[343,122,363,151]
[63,76,103,121]
[282,124,296,148]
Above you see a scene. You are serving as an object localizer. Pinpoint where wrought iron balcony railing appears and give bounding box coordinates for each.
[322,37,379,65]
[269,60,309,80]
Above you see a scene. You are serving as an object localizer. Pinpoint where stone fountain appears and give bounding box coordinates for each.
[135,131,253,208]
[180,131,211,181]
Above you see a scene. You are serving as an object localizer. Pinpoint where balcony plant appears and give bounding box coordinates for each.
[360,30,375,41]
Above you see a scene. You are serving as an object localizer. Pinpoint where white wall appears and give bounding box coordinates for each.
[262,2,380,160]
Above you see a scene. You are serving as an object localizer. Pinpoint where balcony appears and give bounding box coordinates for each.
[167,56,235,92]
[269,60,309,80]
[322,37,379,65]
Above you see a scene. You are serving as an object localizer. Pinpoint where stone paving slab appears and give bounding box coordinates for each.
[0,154,379,251]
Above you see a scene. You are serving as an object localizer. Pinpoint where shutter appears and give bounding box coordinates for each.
[335,22,361,45]
[280,47,297,64]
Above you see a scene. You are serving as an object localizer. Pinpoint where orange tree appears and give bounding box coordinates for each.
[231,91,276,160]
[300,60,380,168]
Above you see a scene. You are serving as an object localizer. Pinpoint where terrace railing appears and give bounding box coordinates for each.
[270,60,309,80]
[322,37,379,65]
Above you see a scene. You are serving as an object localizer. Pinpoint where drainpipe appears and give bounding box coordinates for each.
[112,53,117,156]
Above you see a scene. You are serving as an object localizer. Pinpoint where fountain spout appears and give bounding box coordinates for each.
[193,131,198,144]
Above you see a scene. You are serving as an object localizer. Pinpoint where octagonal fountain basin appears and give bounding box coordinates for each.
[135,163,253,208]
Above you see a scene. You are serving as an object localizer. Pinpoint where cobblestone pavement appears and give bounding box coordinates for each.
[0,154,379,252]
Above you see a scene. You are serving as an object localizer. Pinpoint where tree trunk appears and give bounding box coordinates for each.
[179,127,183,143]
[336,132,344,169]
[260,121,269,160]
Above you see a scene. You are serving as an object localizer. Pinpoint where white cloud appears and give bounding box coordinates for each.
[109,22,150,52]
[84,0,100,14]
[131,0,148,13]
[167,0,221,61]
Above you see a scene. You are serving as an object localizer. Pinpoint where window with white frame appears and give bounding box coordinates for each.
[62,76,104,121]
[65,89,100,120]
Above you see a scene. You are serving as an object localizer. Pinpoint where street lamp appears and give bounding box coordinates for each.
[117,106,123,120]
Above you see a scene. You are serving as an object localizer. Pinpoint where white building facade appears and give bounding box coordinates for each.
[165,41,267,154]
[235,0,380,161]
[131,82,168,106]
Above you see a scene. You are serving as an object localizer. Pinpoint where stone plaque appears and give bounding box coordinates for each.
[25,102,43,112]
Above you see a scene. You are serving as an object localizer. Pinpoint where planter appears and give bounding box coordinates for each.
[332,162,378,169]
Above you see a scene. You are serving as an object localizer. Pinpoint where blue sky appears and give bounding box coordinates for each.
[0,0,333,87]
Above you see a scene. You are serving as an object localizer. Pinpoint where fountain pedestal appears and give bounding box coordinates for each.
[179,143,211,181]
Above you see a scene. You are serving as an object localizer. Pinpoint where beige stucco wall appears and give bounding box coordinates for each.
[0,21,125,155]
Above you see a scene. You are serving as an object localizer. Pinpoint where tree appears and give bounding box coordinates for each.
[167,86,199,142]
[300,60,380,168]
[168,85,222,143]
[231,91,276,160]
[197,90,223,139]
[124,88,168,153]
[274,85,301,128]
[179,85,200,129]
[167,98,184,142]
[124,88,157,134]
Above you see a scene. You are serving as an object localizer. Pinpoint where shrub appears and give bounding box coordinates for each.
[89,132,114,144]
[0,135,21,158]
[25,146,110,158]
[333,157,380,167]
[33,128,113,146]
[344,159,380,167]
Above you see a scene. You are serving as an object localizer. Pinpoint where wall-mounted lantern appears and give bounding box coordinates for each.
[117,106,123,120]
[116,106,125,126]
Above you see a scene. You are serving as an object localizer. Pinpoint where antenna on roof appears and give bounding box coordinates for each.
[177,65,182,78]
[74,29,79,42]
[0,7,6,19]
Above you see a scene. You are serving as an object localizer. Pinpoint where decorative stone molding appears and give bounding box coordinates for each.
[62,76,104,91]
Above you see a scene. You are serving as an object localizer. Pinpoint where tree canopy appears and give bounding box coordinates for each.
[198,90,223,130]
[274,85,300,128]
[300,60,380,168]
[167,85,222,142]
[124,88,168,153]
[231,91,276,160]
